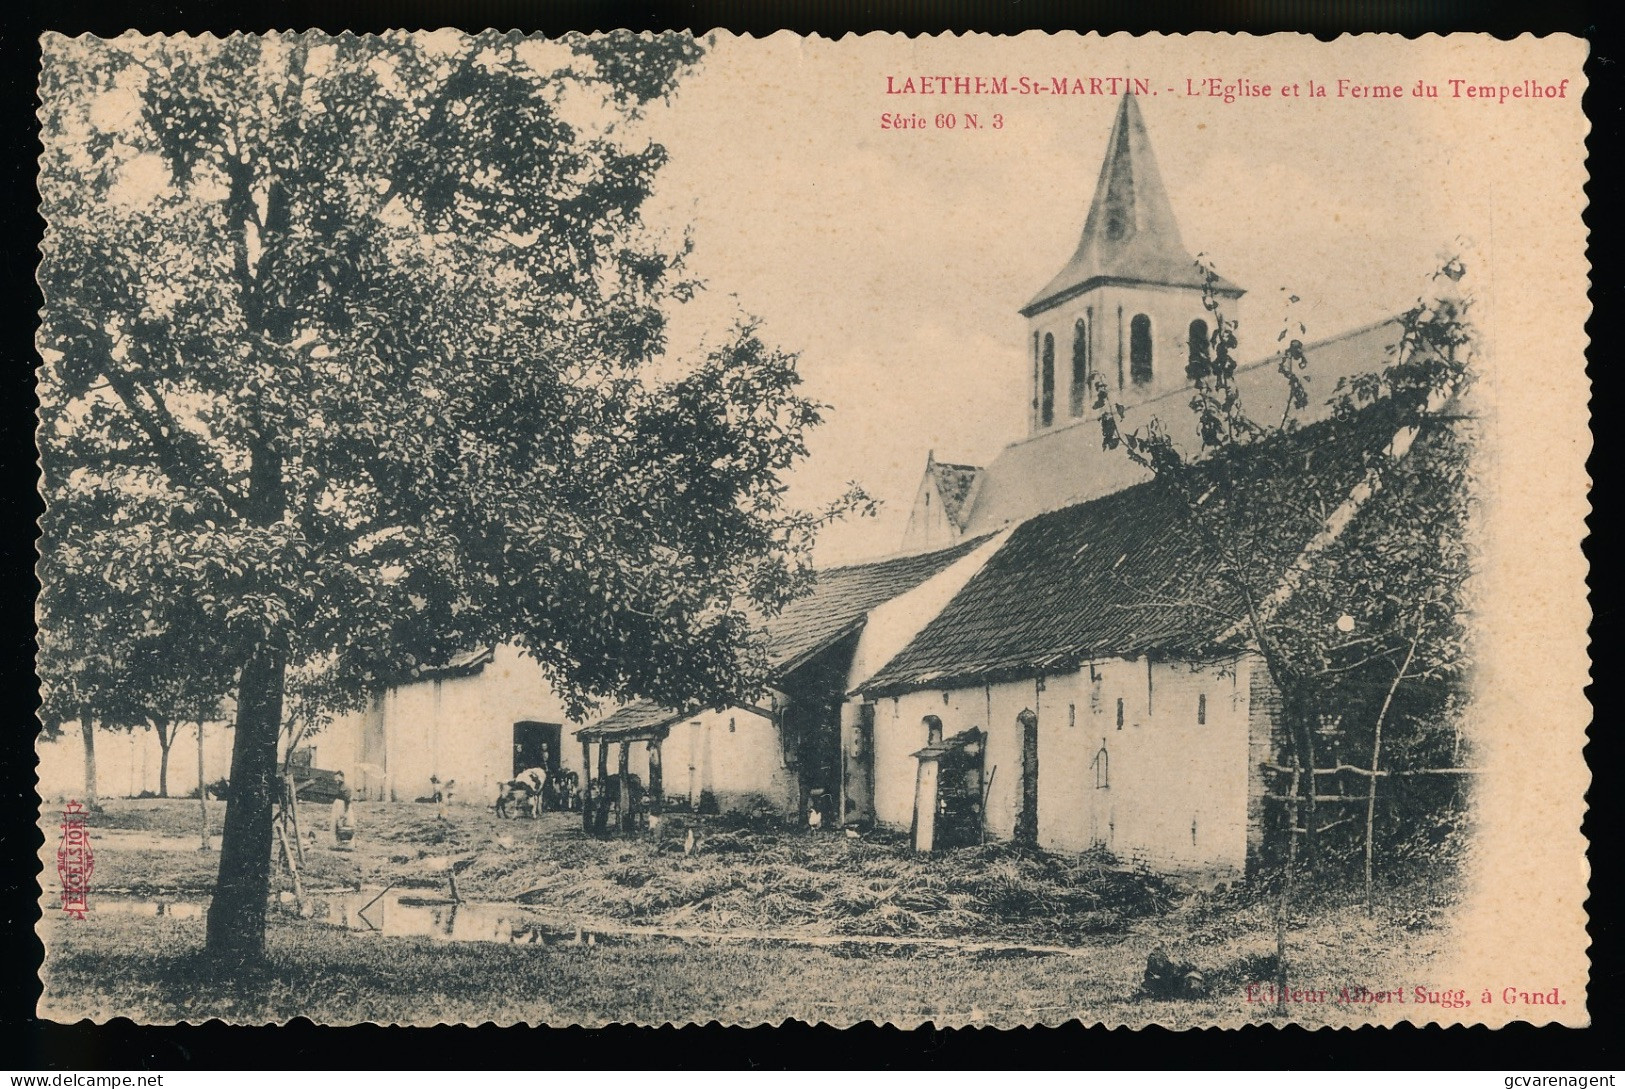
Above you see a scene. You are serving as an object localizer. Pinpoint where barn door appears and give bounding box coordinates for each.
[1017,709,1039,844]
[513,721,561,776]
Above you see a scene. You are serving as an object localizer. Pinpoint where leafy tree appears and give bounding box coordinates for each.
[1092,256,1476,1002]
[38,30,862,970]
[37,500,236,805]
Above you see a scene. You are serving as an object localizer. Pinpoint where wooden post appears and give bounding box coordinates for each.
[276,817,305,907]
[595,741,610,833]
[581,739,594,833]
[1017,709,1039,845]
[1366,629,1422,916]
[1276,762,1300,1017]
[648,737,664,812]
[912,758,940,852]
[197,720,210,852]
[617,741,631,834]
[284,774,305,867]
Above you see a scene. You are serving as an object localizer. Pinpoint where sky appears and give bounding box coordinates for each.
[75,31,1574,566]
[627,32,1512,562]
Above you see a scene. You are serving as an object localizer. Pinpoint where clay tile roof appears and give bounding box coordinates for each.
[577,700,689,742]
[1024,94,1242,316]
[574,536,997,740]
[762,534,995,675]
[859,402,1409,697]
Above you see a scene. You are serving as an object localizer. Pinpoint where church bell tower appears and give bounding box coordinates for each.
[1022,94,1244,436]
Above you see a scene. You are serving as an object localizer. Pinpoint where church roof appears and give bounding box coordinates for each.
[957,317,1405,538]
[927,455,983,531]
[1024,94,1242,316]
[860,401,1409,697]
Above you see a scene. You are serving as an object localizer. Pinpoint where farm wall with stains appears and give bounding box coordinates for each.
[319,645,573,806]
[855,653,1264,876]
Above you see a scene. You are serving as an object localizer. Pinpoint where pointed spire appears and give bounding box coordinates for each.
[1023,94,1241,316]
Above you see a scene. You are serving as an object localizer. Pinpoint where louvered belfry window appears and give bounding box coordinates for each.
[1130,314,1153,385]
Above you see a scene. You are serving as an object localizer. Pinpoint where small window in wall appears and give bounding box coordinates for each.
[1130,314,1153,385]
[1197,693,1207,725]
[1040,333,1056,427]
[1188,318,1211,378]
[1116,698,1125,730]
[1070,319,1089,417]
[1093,741,1109,788]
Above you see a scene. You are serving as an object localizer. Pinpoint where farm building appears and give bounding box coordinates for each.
[574,532,1007,821]
[312,644,583,807]
[309,91,1446,885]
[314,532,1004,816]
[854,403,1421,878]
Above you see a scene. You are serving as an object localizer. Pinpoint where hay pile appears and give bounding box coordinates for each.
[493,823,1181,946]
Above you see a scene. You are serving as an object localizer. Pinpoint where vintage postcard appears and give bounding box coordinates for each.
[33,30,1590,1028]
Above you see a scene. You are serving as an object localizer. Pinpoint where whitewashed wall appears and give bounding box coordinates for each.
[859,654,1260,875]
[36,720,235,802]
[847,534,1009,691]
[316,644,575,805]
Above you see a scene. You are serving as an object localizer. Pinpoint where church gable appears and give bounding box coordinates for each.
[901,451,984,553]
[928,457,982,530]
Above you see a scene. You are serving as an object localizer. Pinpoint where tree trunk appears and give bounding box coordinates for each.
[1277,680,1319,865]
[1364,630,1421,915]
[79,711,99,811]
[205,645,287,969]
[197,719,210,852]
[618,741,631,834]
[1275,761,1301,1017]
[155,720,173,798]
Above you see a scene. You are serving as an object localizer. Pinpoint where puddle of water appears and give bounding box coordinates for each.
[91,898,208,920]
[298,888,627,946]
[91,890,616,947]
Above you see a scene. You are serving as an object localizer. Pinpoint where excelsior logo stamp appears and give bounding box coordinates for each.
[56,800,94,919]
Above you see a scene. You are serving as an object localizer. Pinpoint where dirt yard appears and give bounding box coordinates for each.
[35,798,1467,1026]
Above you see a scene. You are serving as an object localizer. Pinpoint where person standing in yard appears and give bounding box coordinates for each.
[331,771,355,846]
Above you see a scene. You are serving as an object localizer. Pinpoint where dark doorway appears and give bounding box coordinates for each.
[844,701,876,824]
[513,721,562,777]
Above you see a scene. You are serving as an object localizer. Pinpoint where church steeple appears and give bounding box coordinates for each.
[1025,94,1239,316]
[1019,94,1244,435]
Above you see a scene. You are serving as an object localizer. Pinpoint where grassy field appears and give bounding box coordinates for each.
[35,799,1465,1026]
[37,898,1455,1027]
